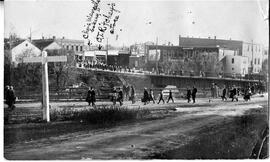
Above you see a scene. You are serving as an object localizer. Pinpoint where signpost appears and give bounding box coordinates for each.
[23,51,67,122]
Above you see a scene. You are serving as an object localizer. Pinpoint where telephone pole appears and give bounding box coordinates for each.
[155,37,158,74]
[251,39,254,74]
[106,38,108,65]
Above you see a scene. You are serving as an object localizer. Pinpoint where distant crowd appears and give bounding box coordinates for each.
[84,83,263,107]
[77,61,135,73]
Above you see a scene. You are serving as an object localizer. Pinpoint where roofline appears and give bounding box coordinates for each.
[179,36,243,43]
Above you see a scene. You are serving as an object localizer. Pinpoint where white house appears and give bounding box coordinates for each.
[11,39,41,64]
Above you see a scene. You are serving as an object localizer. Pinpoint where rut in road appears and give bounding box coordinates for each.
[5,113,224,160]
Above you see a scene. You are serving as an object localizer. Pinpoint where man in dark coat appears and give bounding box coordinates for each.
[167,90,174,103]
[4,85,9,102]
[221,85,227,101]
[142,88,149,105]
[86,87,92,105]
[157,90,165,104]
[187,88,191,103]
[191,86,197,103]
[6,86,16,110]
[117,88,123,106]
[90,87,96,106]
[230,86,238,102]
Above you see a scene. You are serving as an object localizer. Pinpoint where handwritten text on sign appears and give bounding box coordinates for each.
[82,0,120,50]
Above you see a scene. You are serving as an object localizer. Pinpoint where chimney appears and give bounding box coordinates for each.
[62,36,65,39]
[52,36,56,40]
[208,36,211,39]
[42,36,44,39]
[214,36,216,39]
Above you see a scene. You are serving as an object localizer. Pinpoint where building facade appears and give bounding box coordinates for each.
[179,36,264,74]
[242,42,264,74]
[55,38,85,54]
[220,55,249,77]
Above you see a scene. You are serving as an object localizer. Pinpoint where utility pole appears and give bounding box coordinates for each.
[155,37,158,74]
[251,40,254,74]
[106,38,108,65]
[30,28,32,41]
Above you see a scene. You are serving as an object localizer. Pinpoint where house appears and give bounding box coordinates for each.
[32,38,63,56]
[11,39,41,64]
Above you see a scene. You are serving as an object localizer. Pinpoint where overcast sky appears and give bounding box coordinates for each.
[4,0,269,47]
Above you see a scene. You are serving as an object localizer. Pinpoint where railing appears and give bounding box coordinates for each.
[74,63,262,81]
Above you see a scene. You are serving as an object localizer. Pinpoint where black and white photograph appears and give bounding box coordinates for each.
[2,0,269,160]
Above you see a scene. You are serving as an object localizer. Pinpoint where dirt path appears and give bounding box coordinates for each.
[4,96,268,160]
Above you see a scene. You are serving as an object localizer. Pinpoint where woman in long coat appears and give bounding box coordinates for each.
[130,86,136,104]
[86,87,92,106]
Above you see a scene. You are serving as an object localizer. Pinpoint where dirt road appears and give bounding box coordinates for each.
[4,96,268,160]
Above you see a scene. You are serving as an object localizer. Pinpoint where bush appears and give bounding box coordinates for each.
[50,105,150,124]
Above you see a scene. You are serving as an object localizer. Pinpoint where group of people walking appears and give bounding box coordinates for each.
[141,88,174,105]
[141,86,198,105]
[210,82,254,102]
[186,86,198,103]
[85,83,258,107]
[86,87,96,106]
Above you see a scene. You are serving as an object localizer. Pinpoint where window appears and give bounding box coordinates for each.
[80,46,83,51]
[247,45,249,51]
[66,45,69,50]
[232,68,234,71]
[25,43,28,47]
[232,58,234,64]
[254,58,256,65]
[258,58,260,65]
[71,45,74,50]
[76,46,78,51]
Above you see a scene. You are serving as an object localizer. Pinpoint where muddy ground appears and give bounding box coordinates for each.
[4,95,269,160]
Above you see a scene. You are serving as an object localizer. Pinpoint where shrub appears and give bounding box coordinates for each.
[50,105,150,124]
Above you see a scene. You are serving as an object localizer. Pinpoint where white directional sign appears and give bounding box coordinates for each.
[23,51,67,122]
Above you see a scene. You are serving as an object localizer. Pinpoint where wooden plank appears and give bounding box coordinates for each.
[47,56,67,62]
[23,57,42,63]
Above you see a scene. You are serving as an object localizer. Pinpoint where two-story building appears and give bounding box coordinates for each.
[179,36,264,74]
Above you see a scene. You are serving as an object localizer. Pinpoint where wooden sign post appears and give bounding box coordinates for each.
[23,51,67,122]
